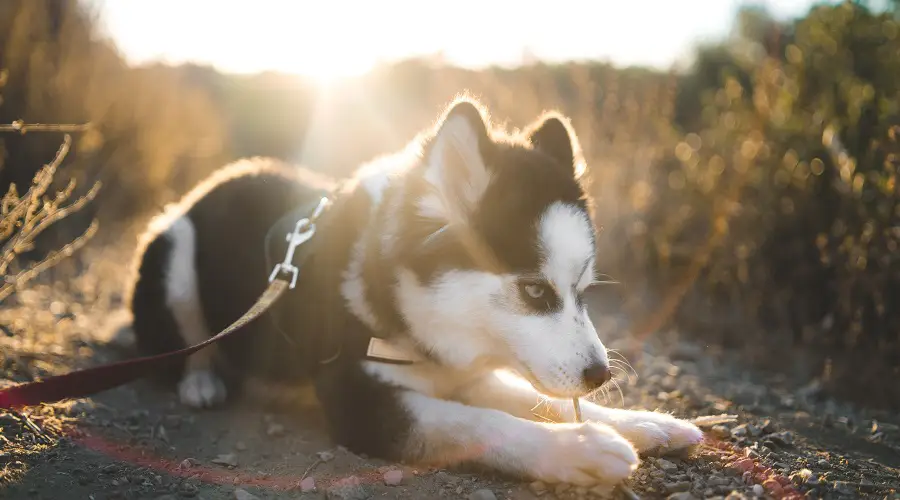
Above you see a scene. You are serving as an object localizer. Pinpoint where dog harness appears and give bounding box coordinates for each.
[0,193,419,409]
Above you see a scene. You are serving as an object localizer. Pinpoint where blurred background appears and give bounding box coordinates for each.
[1,0,899,409]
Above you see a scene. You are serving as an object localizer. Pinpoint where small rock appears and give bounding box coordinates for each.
[178,458,199,470]
[667,493,697,500]
[211,453,239,467]
[664,481,692,493]
[762,479,783,496]
[299,477,316,493]
[528,481,547,495]
[708,477,729,487]
[834,481,855,495]
[726,458,754,475]
[178,481,199,497]
[266,422,285,437]
[316,450,335,462]
[751,484,764,496]
[730,425,749,438]
[383,469,403,486]
[860,479,876,492]
[233,489,259,500]
[656,458,679,473]
[467,489,497,500]
[711,425,730,438]
[235,441,247,451]
[326,476,372,500]
[763,431,794,448]
[791,469,813,484]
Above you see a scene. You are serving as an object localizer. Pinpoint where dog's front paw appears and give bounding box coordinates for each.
[525,422,639,487]
[178,370,227,409]
[592,410,703,454]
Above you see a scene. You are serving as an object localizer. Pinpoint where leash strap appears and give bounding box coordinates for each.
[0,197,333,410]
[0,279,289,410]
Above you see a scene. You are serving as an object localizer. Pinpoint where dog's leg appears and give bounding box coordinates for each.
[455,371,703,454]
[165,216,227,409]
[399,390,639,488]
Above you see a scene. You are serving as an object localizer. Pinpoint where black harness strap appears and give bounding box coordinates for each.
[263,195,416,366]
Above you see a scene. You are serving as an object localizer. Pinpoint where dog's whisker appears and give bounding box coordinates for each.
[608,357,638,379]
[611,378,625,408]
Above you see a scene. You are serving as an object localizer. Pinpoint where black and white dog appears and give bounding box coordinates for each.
[126,96,702,487]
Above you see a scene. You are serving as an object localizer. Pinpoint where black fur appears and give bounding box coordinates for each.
[127,97,592,462]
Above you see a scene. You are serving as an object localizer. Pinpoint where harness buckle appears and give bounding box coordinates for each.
[268,197,330,289]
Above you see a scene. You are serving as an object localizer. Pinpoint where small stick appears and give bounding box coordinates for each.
[573,399,641,500]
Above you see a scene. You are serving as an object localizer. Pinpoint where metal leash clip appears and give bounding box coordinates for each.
[268,196,330,289]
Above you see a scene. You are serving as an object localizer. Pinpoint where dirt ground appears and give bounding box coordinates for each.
[2,246,900,500]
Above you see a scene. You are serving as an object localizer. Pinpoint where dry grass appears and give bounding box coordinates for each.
[0,129,100,303]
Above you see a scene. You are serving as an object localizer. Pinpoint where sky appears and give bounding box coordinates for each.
[90,0,834,81]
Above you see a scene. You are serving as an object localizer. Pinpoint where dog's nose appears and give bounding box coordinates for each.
[582,362,612,389]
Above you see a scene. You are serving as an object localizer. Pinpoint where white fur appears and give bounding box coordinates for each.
[418,114,492,223]
[164,216,227,408]
[392,198,608,398]
[340,237,381,331]
[400,389,639,488]
[538,201,597,293]
[362,106,703,487]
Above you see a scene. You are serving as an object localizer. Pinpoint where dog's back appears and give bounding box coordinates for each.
[127,158,336,404]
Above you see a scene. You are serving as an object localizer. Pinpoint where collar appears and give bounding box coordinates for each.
[364,338,423,365]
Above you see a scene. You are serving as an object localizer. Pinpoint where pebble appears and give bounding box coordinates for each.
[235,441,247,451]
[317,450,335,462]
[667,493,697,500]
[664,481,692,493]
[528,481,547,495]
[657,458,679,473]
[266,422,285,437]
[383,469,403,486]
[233,489,259,500]
[727,458,754,475]
[791,468,813,484]
[467,489,497,500]
[711,425,730,438]
[326,476,372,500]
[834,481,855,495]
[299,477,316,493]
[751,484,764,496]
[762,479,783,496]
[178,458,198,470]
[211,453,238,467]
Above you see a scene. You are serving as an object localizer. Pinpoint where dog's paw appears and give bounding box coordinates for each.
[178,370,227,409]
[604,412,703,454]
[526,422,639,487]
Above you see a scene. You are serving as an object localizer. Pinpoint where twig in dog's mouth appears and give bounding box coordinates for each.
[572,398,641,499]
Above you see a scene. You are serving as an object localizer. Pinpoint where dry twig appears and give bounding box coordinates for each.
[0,129,101,302]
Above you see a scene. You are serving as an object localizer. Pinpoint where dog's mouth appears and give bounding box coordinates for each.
[512,363,594,400]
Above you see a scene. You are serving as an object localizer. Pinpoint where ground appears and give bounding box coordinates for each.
[1,245,899,500]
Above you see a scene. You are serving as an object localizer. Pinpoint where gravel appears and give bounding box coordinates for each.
[1,247,899,499]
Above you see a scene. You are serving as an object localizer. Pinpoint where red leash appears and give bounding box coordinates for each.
[0,197,330,410]
[0,279,289,409]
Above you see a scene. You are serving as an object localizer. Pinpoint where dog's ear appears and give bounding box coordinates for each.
[419,99,493,224]
[526,112,585,178]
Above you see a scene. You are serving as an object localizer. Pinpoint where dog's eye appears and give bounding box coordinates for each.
[517,280,559,313]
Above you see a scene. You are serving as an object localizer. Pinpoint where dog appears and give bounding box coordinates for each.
[125,96,703,488]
